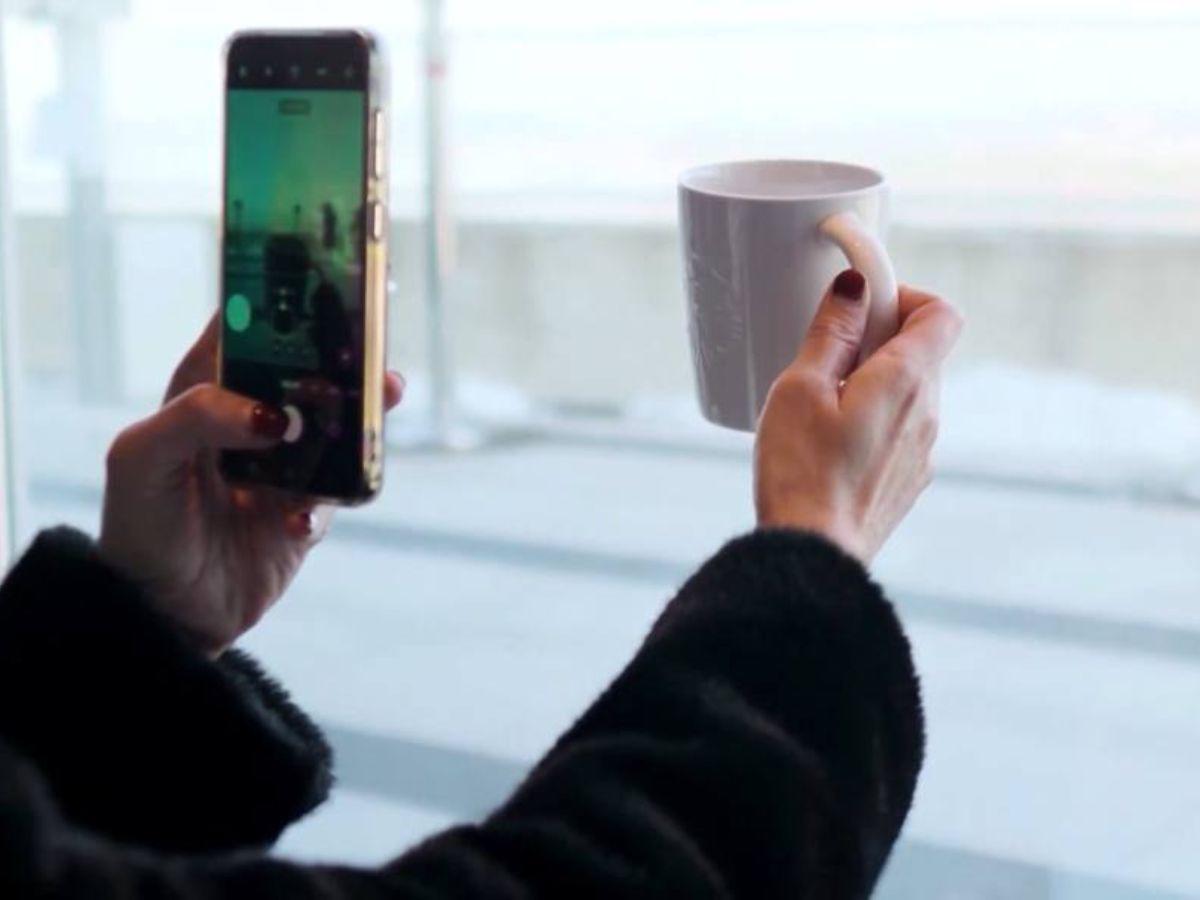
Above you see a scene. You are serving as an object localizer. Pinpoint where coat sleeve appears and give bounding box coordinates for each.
[0,527,332,856]
[0,528,924,900]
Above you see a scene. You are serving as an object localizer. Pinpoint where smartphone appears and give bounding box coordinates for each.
[219,30,388,504]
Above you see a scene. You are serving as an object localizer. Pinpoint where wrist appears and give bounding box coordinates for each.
[96,534,227,660]
[756,509,867,564]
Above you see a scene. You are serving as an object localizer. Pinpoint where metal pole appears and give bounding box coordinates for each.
[60,11,120,403]
[422,0,455,445]
[0,12,25,563]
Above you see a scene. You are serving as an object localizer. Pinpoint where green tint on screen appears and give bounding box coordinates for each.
[222,88,366,371]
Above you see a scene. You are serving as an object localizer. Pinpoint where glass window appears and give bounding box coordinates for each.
[3,2,1199,896]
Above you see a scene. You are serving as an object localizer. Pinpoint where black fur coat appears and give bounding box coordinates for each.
[0,526,922,898]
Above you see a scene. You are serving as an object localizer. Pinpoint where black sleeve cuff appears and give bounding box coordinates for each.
[659,528,924,859]
[647,528,924,815]
[0,527,332,854]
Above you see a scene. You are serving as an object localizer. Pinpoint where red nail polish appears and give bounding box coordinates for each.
[832,269,866,302]
[286,510,315,538]
[250,404,288,439]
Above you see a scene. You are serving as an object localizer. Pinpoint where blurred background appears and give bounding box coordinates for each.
[2,1,1200,896]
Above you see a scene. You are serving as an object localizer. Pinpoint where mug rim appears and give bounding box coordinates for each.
[678,158,885,202]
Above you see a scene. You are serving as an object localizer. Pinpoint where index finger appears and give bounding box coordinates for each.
[164,314,220,404]
[863,285,963,373]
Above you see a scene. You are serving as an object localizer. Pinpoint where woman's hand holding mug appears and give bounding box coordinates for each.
[755,270,963,563]
[98,317,404,657]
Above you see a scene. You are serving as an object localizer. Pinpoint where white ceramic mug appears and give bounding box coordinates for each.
[679,159,899,431]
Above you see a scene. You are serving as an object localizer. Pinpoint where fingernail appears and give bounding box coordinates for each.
[832,269,866,302]
[250,404,288,439]
[284,510,315,540]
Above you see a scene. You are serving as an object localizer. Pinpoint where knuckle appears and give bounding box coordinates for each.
[178,382,220,416]
[930,296,966,333]
[105,428,138,473]
[921,289,947,306]
[178,344,207,377]
[171,352,206,391]
[889,356,926,391]
[807,312,860,349]
[771,369,823,406]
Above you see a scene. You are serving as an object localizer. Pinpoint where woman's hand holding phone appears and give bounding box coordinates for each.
[755,270,963,563]
[98,317,404,657]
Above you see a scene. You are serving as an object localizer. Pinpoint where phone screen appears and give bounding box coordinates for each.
[221,35,372,498]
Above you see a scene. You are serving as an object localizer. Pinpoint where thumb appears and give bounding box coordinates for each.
[112,384,287,478]
[795,269,869,384]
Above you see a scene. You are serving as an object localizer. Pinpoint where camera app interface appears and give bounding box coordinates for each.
[222,44,368,494]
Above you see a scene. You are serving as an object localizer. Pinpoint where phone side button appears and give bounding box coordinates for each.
[372,108,386,179]
[369,201,386,242]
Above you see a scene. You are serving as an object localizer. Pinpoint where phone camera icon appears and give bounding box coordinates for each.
[344,65,355,79]
[264,64,274,77]
[288,63,301,80]
[316,65,328,78]
[237,64,249,79]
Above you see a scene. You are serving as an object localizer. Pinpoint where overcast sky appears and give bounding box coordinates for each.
[6,3,1200,229]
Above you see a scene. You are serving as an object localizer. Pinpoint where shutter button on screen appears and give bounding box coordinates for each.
[281,404,304,444]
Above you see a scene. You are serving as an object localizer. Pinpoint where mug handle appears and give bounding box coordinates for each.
[818,211,900,363]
